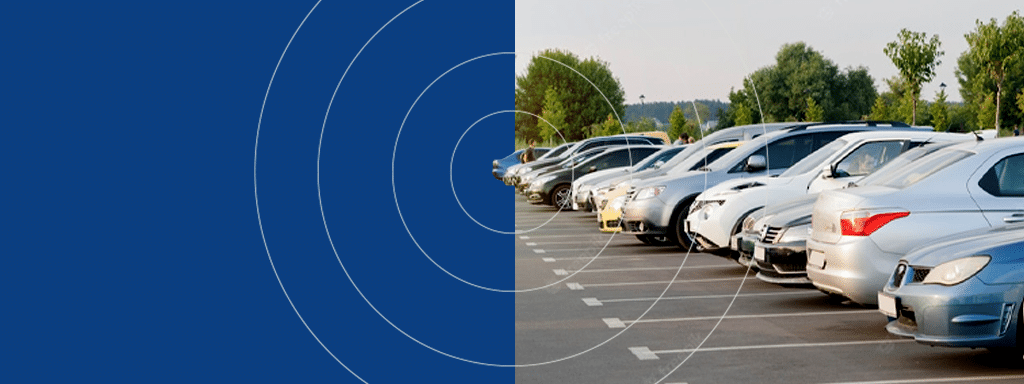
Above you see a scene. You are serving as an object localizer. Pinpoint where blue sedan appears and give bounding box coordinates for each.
[880,223,1024,350]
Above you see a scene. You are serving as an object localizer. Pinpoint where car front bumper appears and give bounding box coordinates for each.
[883,280,1024,348]
[753,239,811,285]
[620,197,671,236]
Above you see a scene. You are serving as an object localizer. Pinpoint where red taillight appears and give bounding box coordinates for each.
[840,210,909,236]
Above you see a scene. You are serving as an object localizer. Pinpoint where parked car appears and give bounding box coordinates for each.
[687,130,969,256]
[517,146,615,194]
[806,136,1024,305]
[504,142,573,185]
[747,141,967,284]
[571,145,686,211]
[526,146,661,208]
[880,223,1024,350]
[621,122,921,248]
[509,134,663,188]
[493,147,549,180]
[597,141,746,244]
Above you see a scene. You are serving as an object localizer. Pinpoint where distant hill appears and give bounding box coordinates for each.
[625,99,729,126]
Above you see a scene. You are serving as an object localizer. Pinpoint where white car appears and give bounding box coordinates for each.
[806,136,1024,305]
[685,130,971,255]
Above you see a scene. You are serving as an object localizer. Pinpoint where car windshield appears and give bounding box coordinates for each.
[542,143,572,160]
[857,141,961,186]
[866,148,973,189]
[668,145,738,175]
[635,147,685,171]
[779,139,848,177]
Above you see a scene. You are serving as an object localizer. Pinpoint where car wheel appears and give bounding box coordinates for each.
[635,235,652,244]
[551,185,572,209]
[671,198,697,250]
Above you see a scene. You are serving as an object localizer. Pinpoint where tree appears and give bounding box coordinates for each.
[718,42,876,128]
[884,29,944,125]
[515,49,626,142]
[963,11,1024,130]
[1018,89,1024,121]
[539,87,567,141]
[870,96,891,121]
[805,97,824,122]
[930,89,949,131]
[668,105,687,142]
[978,92,997,129]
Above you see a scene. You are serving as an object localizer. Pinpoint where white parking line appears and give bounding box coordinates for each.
[607,309,876,328]
[519,236,530,239]
[566,282,585,290]
[628,346,659,361]
[533,249,546,254]
[566,265,736,274]
[598,291,818,304]
[525,242,537,246]
[602,318,626,328]
[822,375,1024,384]
[553,269,568,276]
[518,234,613,239]
[639,339,915,357]
[578,277,747,288]
[542,257,556,263]
[582,298,603,306]
[540,253,710,262]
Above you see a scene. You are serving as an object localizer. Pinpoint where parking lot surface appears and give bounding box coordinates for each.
[514,194,1024,384]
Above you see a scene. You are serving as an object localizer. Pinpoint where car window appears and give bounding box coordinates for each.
[780,138,848,177]
[688,147,736,171]
[834,140,905,177]
[871,149,973,189]
[857,141,960,187]
[636,147,685,171]
[978,153,1024,197]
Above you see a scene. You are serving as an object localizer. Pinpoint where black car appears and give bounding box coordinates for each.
[526,146,661,207]
[504,142,573,185]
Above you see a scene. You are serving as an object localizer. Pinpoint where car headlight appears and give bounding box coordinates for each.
[690,199,725,216]
[776,224,810,244]
[922,255,990,286]
[742,214,759,233]
[635,186,666,200]
[610,195,627,211]
[534,175,557,185]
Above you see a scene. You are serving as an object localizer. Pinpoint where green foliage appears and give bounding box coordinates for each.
[870,96,890,121]
[718,42,876,128]
[539,87,567,141]
[515,49,626,142]
[947,103,974,132]
[978,92,997,129]
[596,113,624,136]
[930,89,949,131]
[884,29,944,125]
[1017,89,1024,121]
[625,99,728,125]
[962,11,1024,130]
[805,97,824,122]
[668,106,687,142]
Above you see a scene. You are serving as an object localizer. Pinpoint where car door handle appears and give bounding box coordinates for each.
[1005,214,1024,224]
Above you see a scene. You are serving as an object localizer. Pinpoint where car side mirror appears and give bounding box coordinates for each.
[653,160,665,169]
[745,155,766,172]
[821,164,834,179]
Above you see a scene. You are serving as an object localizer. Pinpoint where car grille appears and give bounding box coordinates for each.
[912,267,930,283]
[761,226,782,243]
[624,221,642,232]
[604,220,620,229]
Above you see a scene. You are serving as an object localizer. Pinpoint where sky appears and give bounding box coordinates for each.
[515,0,1022,105]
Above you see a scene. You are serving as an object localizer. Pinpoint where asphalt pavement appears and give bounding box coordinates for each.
[513,193,1024,384]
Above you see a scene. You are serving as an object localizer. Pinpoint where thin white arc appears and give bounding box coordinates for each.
[254,1,369,382]
[651,3,774,382]
[394,53,617,294]
[450,109,566,236]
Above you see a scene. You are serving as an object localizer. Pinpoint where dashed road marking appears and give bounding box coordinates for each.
[566,282,584,290]
[628,346,659,361]
[598,291,817,304]
[542,257,556,263]
[624,309,876,326]
[533,249,546,254]
[651,339,915,355]
[525,242,537,246]
[553,269,568,276]
[519,236,530,239]
[581,298,602,306]
[603,318,626,328]
[565,265,735,274]
[581,277,746,288]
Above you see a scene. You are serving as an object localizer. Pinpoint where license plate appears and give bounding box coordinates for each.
[754,246,766,261]
[808,250,825,269]
[730,235,737,250]
[878,292,898,318]
[684,220,691,233]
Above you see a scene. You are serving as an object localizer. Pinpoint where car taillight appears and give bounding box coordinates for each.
[839,210,909,236]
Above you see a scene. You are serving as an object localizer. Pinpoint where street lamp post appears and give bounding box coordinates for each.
[639,94,645,123]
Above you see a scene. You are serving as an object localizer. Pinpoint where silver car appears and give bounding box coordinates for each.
[880,224,1024,349]
[807,136,1024,305]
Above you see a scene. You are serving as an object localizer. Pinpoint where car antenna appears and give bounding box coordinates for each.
[969,127,983,141]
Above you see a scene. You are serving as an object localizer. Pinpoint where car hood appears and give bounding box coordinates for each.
[903,223,1024,267]
[763,193,820,227]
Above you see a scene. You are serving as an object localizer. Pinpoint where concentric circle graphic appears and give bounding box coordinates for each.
[256,0,784,381]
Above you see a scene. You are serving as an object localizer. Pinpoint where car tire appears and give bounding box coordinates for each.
[551,185,572,209]
[671,197,697,250]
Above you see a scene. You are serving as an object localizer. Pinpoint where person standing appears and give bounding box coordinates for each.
[523,140,537,162]
[673,133,690,145]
